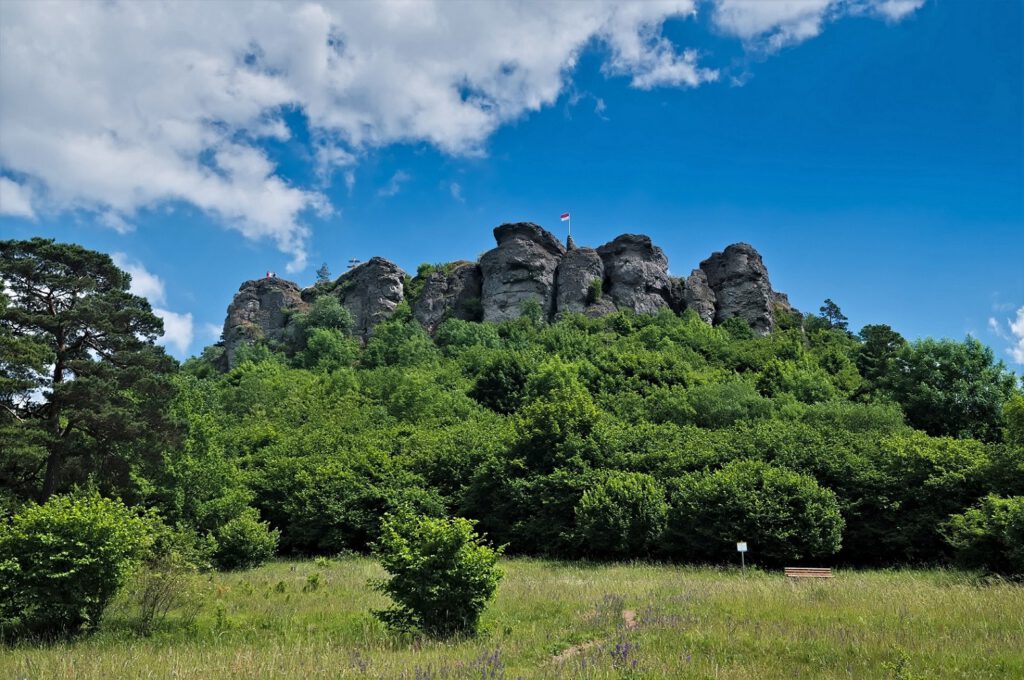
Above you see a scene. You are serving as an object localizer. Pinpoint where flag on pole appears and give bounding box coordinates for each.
[560,212,570,221]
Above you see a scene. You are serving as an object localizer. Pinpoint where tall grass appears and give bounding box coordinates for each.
[2,558,1021,678]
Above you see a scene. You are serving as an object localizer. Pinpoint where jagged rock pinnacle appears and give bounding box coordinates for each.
[220,224,794,362]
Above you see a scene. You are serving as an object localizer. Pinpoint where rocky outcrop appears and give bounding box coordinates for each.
[320,257,406,338]
[699,243,777,334]
[480,223,565,322]
[596,234,672,315]
[555,247,616,317]
[220,224,798,360]
[682,269,717,324]
[223,277,306,367]
[412,261,483,332]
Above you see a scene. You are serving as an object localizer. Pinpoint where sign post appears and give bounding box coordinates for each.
[737,541,747,571]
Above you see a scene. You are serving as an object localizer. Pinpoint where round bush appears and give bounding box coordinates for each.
[663,460,844,565]
[0,493,153,637]
[575,471,667,559]
[943,495,1024,576]
[211,508,279,571]
[372,513,503,638]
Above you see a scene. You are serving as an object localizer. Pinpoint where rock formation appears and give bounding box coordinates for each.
[480,223,565,322]
[220,223,798,361]
[412,261,483,332]
[682,269,717,324]
[596,234,672,315]
[222,277,306,367]
[312,257,406,339]
[555,246,616,317]
[699,242,777,334]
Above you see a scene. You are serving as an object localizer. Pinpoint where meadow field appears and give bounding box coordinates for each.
[2,557,1021,679]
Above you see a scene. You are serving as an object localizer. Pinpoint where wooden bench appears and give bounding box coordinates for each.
[784,567,833,579]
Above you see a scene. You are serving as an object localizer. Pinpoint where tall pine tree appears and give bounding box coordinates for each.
[0,238,177,502]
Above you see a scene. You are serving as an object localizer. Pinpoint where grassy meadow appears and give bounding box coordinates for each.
[2,558,1022,679]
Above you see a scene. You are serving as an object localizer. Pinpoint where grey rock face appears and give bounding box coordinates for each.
[555,247,615,317]
[480,222,565,322]
[223,277,306,368]
[596,234,672,314]
[412,261,483,332]
[219,226,799,365]
[699,243,776,334]
[682,268,717,324]
[326,257,406,338]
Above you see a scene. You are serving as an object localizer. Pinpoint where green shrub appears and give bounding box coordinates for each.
[211,508,279,571]
[575,471,667,558]
[372,513,503,638]
[757,358,837,403]
[586,278,603,305]
[943,495,1024,576]
[0,493,154,637]
[470,351,536,414]
[278,455,444,555]
[663,460,844,565]
[684,379,772,428]
[363,319,439,368]
[109,525,210,635]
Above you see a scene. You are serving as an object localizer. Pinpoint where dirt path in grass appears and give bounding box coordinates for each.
[552,609,639,662]
[622,609,638,630]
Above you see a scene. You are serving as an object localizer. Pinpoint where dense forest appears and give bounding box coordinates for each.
[3,238,1023,586]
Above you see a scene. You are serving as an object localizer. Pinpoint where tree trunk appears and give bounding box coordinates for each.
[40,352,64,501]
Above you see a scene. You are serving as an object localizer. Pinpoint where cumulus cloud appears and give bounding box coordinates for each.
[203,322,224,342]
[0,1,925,267]
[871,0,927,21]
[113,253,167,305]
[0,177,35,219]
[711,0,925,51]
[154,308,194,357]
[112,253,194,356]
[988,307,1024,365]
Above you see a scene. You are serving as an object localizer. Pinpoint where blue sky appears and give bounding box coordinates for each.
[1,0,1021,366]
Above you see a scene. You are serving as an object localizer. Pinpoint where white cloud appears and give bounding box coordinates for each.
[0,177,35,219]
[112,253,167,305]
[99,211,134,234]
[1010,308,1024,365]
[154,308,194,357]
[450,182,464,203]
[1,0,925,267]
[203,322,224,342]
[711,0,924,51]
[110,253,195,356]
[871,0,926,21]
[989,307,1024,365]
[378,171,410,198]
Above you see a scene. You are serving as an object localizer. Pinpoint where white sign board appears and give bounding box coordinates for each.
[736,542,748,553]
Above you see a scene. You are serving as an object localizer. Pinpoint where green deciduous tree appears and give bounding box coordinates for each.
[663,460,844,565]
[882,338,1016,441]
[575,471,667,558]
[943,494,1024,576]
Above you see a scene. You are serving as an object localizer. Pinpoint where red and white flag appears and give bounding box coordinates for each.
[560,212,570,221]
